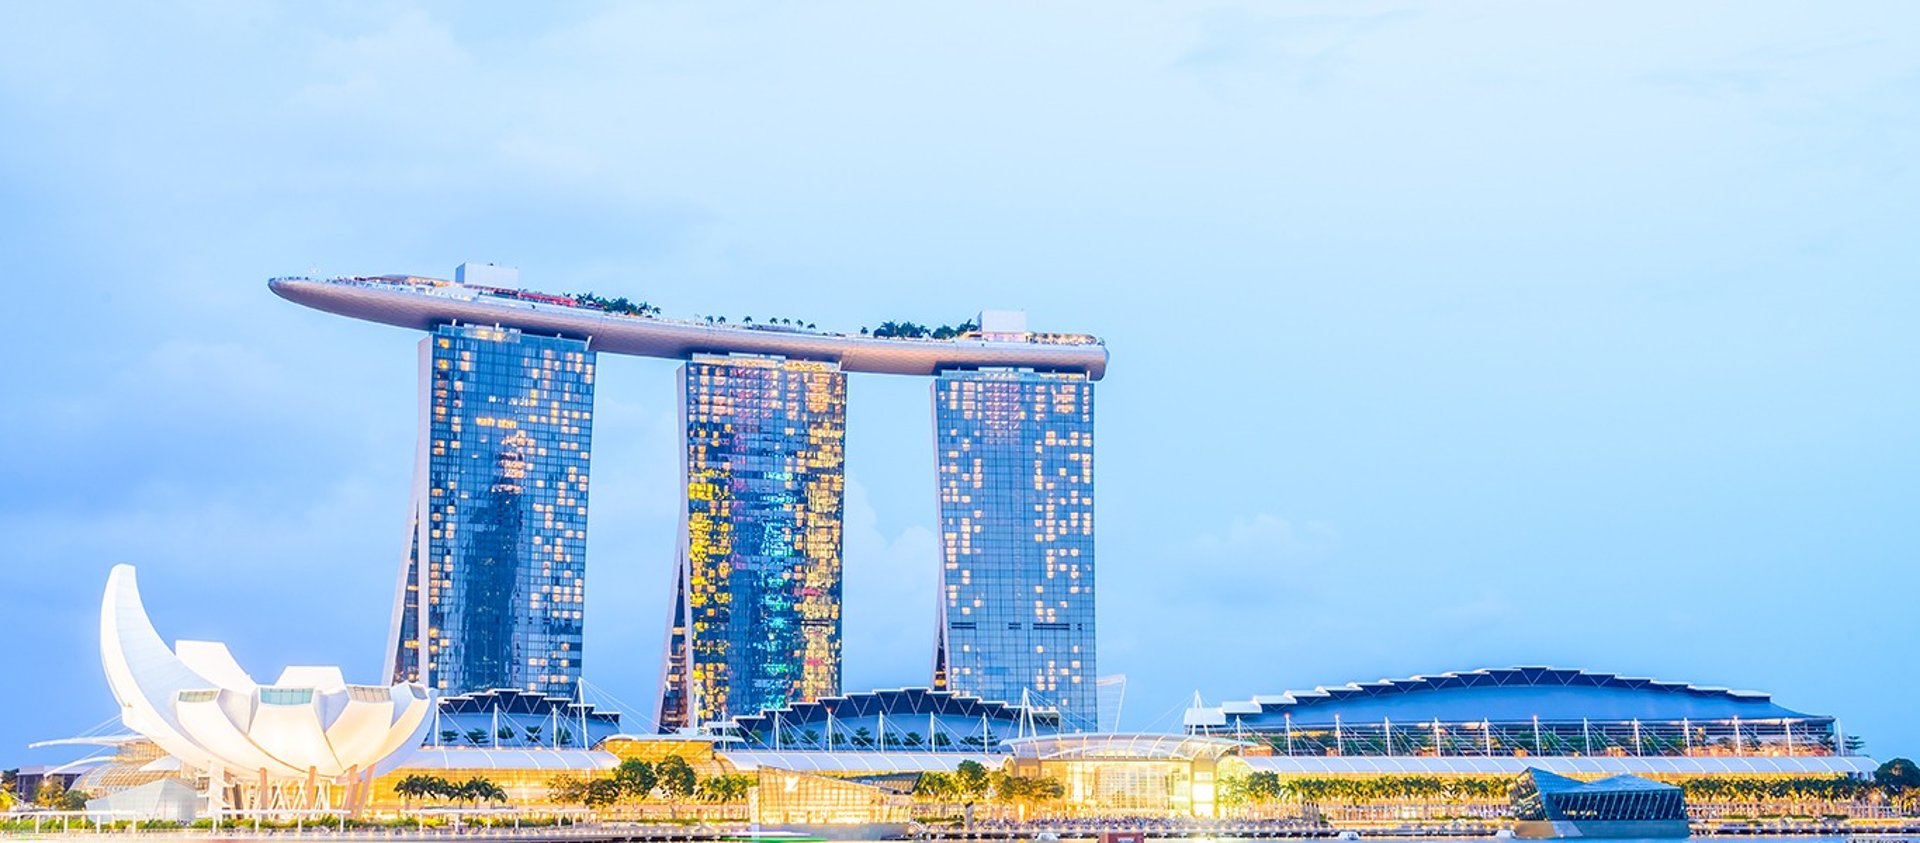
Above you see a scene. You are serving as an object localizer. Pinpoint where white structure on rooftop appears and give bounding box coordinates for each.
[100,564,433,816]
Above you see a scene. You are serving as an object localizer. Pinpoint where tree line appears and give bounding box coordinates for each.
[571,292,661,317]
[0,772,91,812]
[548,756,754,807]
[391,775,508,806]
[1219,759,1920,810]
[1222,774,1514,806]
[914,760,1064,809]
[866,320,980,340]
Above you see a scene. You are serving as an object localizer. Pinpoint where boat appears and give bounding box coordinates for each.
[1509,767,1689,839]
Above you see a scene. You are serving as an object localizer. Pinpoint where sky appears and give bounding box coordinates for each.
[2,1,1916,765]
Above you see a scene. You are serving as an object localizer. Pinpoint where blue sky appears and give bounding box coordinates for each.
[2,2,1916,763]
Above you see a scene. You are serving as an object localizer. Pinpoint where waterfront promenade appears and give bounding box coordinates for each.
[8,818,1920,841]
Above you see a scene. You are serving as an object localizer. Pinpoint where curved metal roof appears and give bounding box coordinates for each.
[717,750,1000,774]
[1191,667,1818,728]
[438,687,619,722]
[395,746,620,772]
[270,277,1108,379]
[726,687,1059,734]
[1006,733,1249,762]
[1226,754,1879,777]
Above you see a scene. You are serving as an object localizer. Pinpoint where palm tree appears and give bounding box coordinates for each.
[438,730,459,746]
[698,774,752,803]
[458,777,506,805]
[465,728,488,746]
[425,776,458,804]
[394,774,431,808]
[524,724,544,746]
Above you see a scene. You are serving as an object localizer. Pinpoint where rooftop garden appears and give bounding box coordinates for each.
[571,291,984,340]
[865,319,979,339]
[328,276,1096,344]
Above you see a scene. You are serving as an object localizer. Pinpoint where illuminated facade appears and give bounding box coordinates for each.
[274,273,1111,726]
[1186,667,1847,758]
[388,324,595,697]
[932,370,1096,727]
[659,354,847,730]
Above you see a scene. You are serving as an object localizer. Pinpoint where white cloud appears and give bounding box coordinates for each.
[839,478,940,693]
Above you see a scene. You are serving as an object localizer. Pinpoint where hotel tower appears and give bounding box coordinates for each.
[387,322,596,697]
[931,363,1097,726]
[271,270,1104,725]
[657,355,849,730]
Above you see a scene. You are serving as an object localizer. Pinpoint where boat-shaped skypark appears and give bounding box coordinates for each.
[268,273,1107,378]
[271,264,1106,733]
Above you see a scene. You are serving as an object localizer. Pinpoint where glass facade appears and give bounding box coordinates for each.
[932,369,1096,727]
[1512,769,1687,822]
[659,354,846,730]
[388,324,595,698]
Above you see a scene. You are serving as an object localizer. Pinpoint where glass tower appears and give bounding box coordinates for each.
[387,324,595,698]
[932,369,1096,727]
[658,354,846,731]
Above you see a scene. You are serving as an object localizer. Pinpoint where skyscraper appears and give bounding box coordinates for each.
[658,354,847,731]
[387,324,596,698]
[932,369,1097,727]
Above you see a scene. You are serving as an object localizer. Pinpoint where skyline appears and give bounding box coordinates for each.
[1,1,1915,767]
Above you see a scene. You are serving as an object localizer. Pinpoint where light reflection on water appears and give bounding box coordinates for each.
[980,838,1905,843]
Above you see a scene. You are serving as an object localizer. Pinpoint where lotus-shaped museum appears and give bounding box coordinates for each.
[100,564,432,789]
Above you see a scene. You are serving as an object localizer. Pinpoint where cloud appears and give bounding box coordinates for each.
[1165,512,1340,608]
[3,0,1918,758]
[839,478,940,693]
[1174,6,1420,89]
